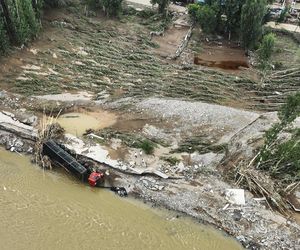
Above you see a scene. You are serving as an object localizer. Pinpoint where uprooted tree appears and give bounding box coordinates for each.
[234,92,300,214]
[258,92,300,185]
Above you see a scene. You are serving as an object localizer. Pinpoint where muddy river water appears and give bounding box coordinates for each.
[0,149,242,250]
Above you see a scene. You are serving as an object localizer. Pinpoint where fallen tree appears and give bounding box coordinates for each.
[235,92,300,213]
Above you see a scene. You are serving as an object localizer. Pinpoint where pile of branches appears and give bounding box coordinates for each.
[33,112,65,169]
[236,92,300,214]
[257,92,300,185]
[235,156,290,215]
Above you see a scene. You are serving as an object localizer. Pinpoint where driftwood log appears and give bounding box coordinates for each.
[171,25,193,60]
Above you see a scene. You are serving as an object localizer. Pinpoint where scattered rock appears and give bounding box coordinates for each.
[21,115,38,126]
[0,91,7,99]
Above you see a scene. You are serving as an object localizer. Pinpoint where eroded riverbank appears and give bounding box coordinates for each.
[0,149,242,250]
[0,93,300,249]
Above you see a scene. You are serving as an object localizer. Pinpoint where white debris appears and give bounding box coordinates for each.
[29,48,38,55]
[34,91,93,102]
[225,189,246,205]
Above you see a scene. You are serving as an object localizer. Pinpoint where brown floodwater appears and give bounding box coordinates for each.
[57,110,116,136]
[0,149,243,250]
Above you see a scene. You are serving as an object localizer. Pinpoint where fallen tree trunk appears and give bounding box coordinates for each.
[171,25,193,60]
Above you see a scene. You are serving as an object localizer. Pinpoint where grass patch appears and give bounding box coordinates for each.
[270,33,300,69]
[160,156,180,165]
[96,128,157,154]
[135,139,155,155]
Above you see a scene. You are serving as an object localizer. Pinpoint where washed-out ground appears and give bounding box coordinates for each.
[0,4,300,250]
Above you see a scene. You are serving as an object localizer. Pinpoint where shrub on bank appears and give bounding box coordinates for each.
[258,33,276,61]
[0,16,9,54]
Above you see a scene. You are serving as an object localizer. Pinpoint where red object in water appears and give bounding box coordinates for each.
[88,172,104,187]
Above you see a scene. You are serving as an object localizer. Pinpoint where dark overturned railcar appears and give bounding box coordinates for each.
[43,140,87,181]
[42,140,127,196]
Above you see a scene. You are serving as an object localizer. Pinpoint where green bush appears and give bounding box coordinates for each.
[279,92,300,124]
[0,16,9,54]
[258,33,275,61]
[188,3,200,22]
[188,4,217,34]
[137,139,155,155]
[21,0,40,37]
[161,156,180,165]
[3,0,40,45]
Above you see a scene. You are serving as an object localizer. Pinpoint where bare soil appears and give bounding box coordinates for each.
[194,41,249,70]
[152,25,189,57]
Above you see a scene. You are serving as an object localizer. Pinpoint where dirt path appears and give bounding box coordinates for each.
[150,10,191,58]
[266,21,300,33]
[152,25,190,57]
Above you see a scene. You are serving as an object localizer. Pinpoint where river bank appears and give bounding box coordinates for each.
[0,91,299,249]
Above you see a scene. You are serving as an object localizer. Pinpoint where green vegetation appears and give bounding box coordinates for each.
[96,128,156,154]
[257,32,276,69]
[188,0,267,50]
[188,4,217,34]
[276,7,288,23]
[94,0,123,17]
[137,139,155,155]
[160,156,180,165]
[224,0,246,39]
[0,15,9,54]
[257,92,300,185]
[240,0,267,50]
[258,33,276,61]
[0,0,41,51]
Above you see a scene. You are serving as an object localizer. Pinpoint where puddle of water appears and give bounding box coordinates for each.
[194,43,249,70]
[0,149,243,250]
[57,110,116,136]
